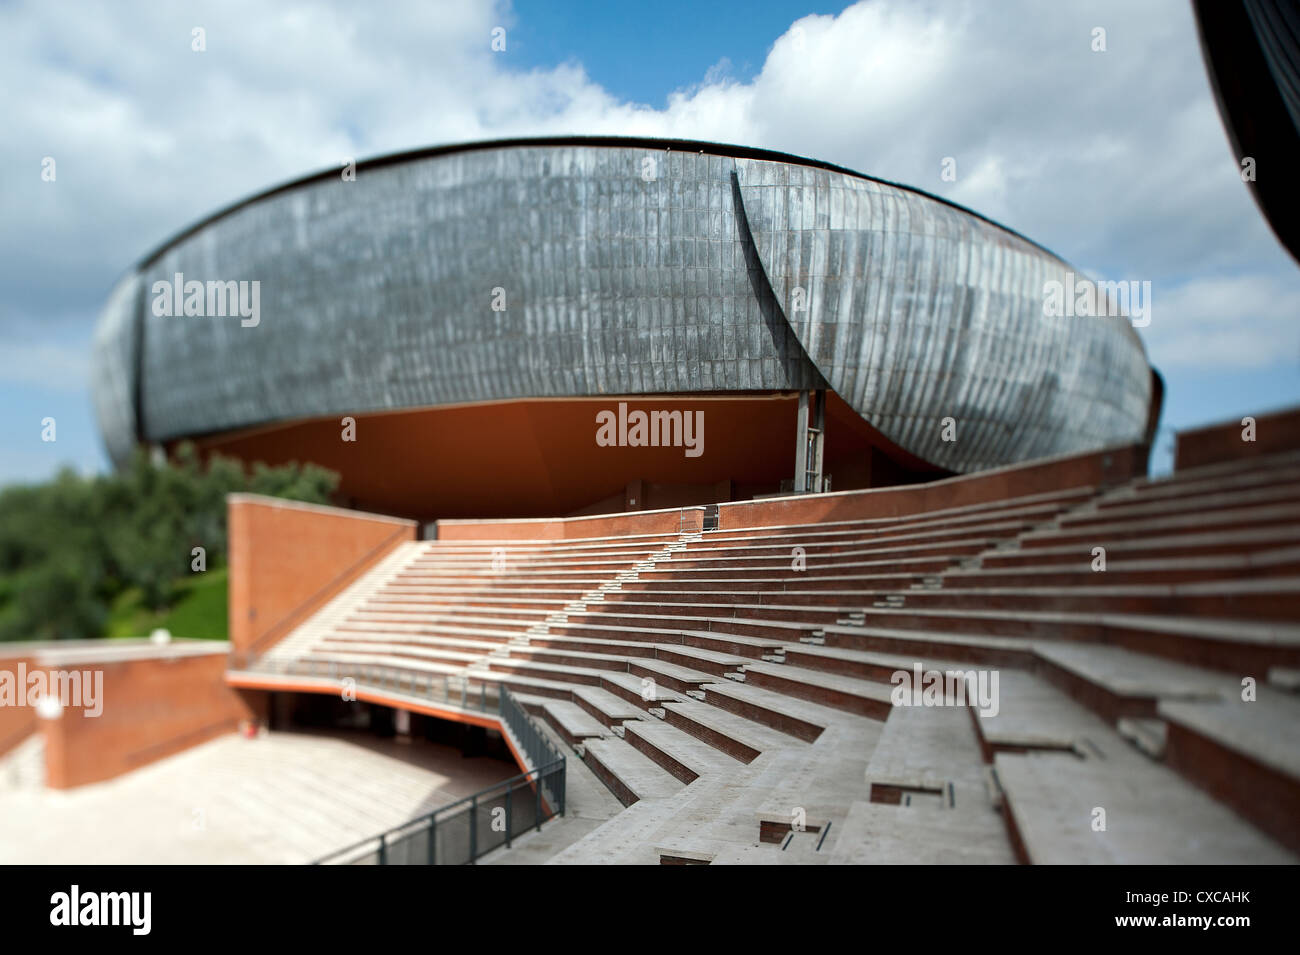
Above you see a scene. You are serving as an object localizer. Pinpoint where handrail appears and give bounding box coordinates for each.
[227,656,499,714]
[312,756,565,865]
[311,687,566,865]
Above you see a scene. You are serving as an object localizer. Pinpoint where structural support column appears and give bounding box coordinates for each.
[794,391,809,493]
[793,389,827,494]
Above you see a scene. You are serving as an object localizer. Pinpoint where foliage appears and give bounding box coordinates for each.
[0,445,338,641]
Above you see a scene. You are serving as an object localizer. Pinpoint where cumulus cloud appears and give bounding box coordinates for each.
[0,0,1295,400]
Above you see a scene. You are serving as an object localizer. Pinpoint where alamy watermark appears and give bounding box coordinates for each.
[0,663,103,718]
[1043,272,1151,328]
[595,402,704,458]
[151,272,260,327]
[50,885,150,935]
[890,663,999,718]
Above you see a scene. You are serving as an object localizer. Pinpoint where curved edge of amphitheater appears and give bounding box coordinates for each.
[7,407,1298,865]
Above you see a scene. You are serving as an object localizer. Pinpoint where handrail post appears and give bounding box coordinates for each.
[428,815,436,865]
[535,768,543,831]
[469,793,478,864]
[378,832,387,865]
[505,785,513,849]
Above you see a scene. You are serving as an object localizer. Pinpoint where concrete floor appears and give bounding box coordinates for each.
[0,728,518,864]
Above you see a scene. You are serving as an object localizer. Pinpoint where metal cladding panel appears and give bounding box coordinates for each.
[734,158,1152,472]
[131,146,822,444]
[90,272,142,468]
[91,139,1155,474]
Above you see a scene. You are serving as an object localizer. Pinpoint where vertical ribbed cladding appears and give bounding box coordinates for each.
[90,270,144,469]
[733,157,1153,473]
[118,144,824,447]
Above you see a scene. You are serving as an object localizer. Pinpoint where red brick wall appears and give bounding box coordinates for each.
[717,443,1147,529]
[42,650,253,789]
[437,506,698,541]
[1174,406,1300,471]
[228,495,418,657]
[433,444,1146,540]
[0,655,37,757]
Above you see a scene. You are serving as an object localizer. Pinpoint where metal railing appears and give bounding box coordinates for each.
[230,654,500,715]
[679,505,705,534]
[500,684,563,770]
[313,689,565,865]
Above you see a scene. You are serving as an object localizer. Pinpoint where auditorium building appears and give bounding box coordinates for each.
[91,137,1159,521]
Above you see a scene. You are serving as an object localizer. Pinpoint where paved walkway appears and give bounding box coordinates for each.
[0,729,518,864]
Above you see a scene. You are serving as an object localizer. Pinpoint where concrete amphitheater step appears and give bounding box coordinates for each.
[979,526,1300,567]
[842,578,1300,621]
[780,642,970,682]
[505,646,637,672]
[1031,642,1237,721]
[994,747,1297,863]
[571,685,648,726]
[623,719,747,782]
[639,545,995,580]
[525,636,661,659]
[658,698,801,762]
[540,700,611,746]
[829,798,1017,864]
[946,548,1300,587]
[807,623,1035,667]
[485,657,613,686]
[1070,481,1300,525]
[824,608,1300,673]
[971,669,1126,759]
[661,526,1034,569]
[624,657,721,692]
[581,737,686,806]
[699,680,866,739]
[1020,501,1300,547]
[864,703,989,804]
[348,607,549,626]
[314,640,488,667]
[1158,691,1300,853]
[599,670,684,708]
[1126,449,1300,492]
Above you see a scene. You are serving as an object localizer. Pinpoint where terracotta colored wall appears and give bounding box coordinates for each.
[228,495,418,657]
[437,506,700,541]
[189,394,934,522]
[717,443,1148,530]
[1174,405,1300,471]
[42,650,252,789]
[0,655,37,757]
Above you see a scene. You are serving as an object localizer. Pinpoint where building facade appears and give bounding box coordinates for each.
[92,137,1155,519]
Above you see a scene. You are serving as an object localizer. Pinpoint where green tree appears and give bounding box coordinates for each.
[0,446,339,641]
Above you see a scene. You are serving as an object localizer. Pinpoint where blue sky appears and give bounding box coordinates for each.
[506,1,835,106]
[2,0,1298,486]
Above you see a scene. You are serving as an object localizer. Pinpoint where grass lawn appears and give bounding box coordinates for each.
[106,567,229,640]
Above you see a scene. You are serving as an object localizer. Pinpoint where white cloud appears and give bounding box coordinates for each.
[1145,274,1300,368]
[0,0,1296,391]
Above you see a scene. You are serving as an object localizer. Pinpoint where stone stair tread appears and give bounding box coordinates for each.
[972,670,1120,755]
[571,686,647,722]
[600,670,685,702]
[1158,692,1300,781]
[994,750,1297,863]
[541,700,611,740]
[659,699,800,752]
[582,738,685,801]
[829,800,1016,864]
[623,720,746,776]
[1032,642,1236,701]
